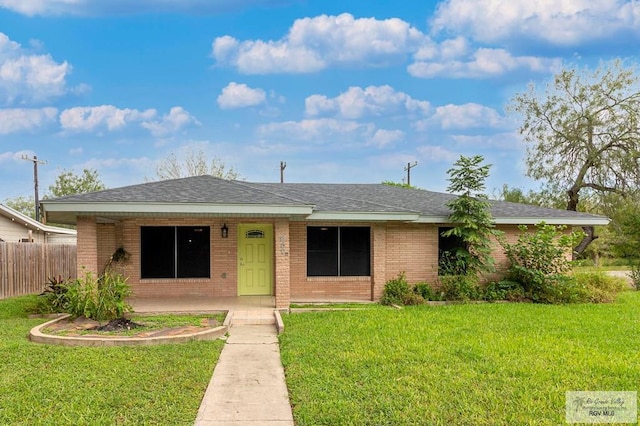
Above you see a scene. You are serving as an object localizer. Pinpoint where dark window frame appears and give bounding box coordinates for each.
[438,226,467,276]
[306,226,371,277]
[140,226,211,279]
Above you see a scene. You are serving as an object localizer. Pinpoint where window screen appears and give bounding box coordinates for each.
[307,226,370,276]
[141,226,210,279]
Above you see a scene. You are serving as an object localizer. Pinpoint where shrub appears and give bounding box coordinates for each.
[439,275,481,301]
[381,273,424,306]
[499,223,590,304]
[500,223,583,276]
[66,271,132,321]
[573,272,627,303]
[506,266,587,304]
[482,280,524,302]
[413,282,442,301]
[36,275,72,314]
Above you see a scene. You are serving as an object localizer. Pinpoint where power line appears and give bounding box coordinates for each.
[404,161,418,186]
[280,161,287,183]
[21,155,47,222]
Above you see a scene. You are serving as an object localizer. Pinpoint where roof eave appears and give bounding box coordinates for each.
[41,201,315,216]
[413,216,610,226]
[306,211,420,222]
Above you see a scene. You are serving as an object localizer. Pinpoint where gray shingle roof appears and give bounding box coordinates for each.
[43,175,607,224]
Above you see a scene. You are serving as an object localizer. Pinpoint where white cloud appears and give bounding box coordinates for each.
[431,0,640,45]
[257,118,405,151]
[0,149,36,163]
[0,107,58,134]
[408,47,561,79]
[0,0,290,16]
[416,145,459,162]
[305,85,431,119]
[369,129,405,148]
[258,118,375,143]
[217,82,266,109]
[141,106,200,137]
[212,13,426,74]
[60,105,156,132]
[0,32,79,105]
[59,105,198,136]
[450,132,523,150]
[419,103,508,130]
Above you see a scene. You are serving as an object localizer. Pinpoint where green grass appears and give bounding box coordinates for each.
[280,292,640,425]
[0,295,225,425]
[574,265,631,272]
[290,302,375,309]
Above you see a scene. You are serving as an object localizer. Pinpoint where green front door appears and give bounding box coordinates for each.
[238,224,274,296]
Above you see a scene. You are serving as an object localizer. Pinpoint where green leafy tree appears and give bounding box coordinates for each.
[443,155,498,277]
[494,184,565,209]
[3,196,36,219]
[48,169,106,198]
[501,223,583,276]
[607,195,640,259]
[509,60,640,253]
[381,181,418,189]
[154,149,241,181]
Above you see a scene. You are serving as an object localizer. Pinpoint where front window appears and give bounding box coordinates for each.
[307,226,370,276]
[438,226,466,275]
[141,226,210,279]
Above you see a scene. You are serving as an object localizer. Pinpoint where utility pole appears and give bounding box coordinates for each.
[21,155,47,222]
[404,161,418,187]
[280,161,287,183]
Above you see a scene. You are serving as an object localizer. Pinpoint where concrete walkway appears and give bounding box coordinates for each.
[194,324,294,425]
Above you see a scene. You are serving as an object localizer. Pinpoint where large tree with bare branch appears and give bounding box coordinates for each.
[153,149,241,181]
[509,60,640,254]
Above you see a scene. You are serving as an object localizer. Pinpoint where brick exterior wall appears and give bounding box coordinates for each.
[76,216,98,276]
[274,220,290,309]
[289,222,373,301]
[80,214,561,305]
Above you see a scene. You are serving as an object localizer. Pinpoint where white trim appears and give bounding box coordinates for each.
[413,216,610,226]
[306,211,420,222]
[41,201,610,227]
[0,204,76,235]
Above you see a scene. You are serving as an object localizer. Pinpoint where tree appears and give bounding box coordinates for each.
[509,60,640,253]
[48,169,106,198]
[154,149,241,181]
[494,184,566,209]
[381,180,418,189]
[4,196,36,219]
[443,155,498,276]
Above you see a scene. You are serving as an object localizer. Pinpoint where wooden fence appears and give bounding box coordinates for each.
[0,242,77,299]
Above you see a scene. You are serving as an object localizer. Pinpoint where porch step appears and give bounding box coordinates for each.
[230,310,276,326]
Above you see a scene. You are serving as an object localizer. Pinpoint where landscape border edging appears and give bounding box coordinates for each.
[29,312,230,347]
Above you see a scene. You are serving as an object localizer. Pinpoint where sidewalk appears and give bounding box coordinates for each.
[194,324,295,425]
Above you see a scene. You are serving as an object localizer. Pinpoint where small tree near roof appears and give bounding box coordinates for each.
[442,155,499,277]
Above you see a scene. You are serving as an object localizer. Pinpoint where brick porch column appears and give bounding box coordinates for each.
[274,219,291,309]
[76,216,98,277]
[371,223,387,301]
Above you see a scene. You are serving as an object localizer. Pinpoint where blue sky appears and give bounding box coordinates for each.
[1,0,639,202]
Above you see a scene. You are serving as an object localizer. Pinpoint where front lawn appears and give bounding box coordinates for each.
[280,292,640,425]
[0,295,224,424]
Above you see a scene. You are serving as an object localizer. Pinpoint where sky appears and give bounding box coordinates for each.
[0,0,639,202]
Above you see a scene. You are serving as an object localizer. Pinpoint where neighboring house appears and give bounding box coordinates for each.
[0,204,76,244]
[40,176,608,308]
